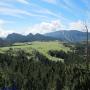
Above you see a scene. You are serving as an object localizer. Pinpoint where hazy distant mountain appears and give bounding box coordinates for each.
[0,38,10,46]
[6,33,26,43]
[6,33,58,43]
[0,30,90,45]
[0,38,5,46]
[45,30,90,42]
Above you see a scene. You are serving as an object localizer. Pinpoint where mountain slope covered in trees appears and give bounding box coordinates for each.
[0,43,90,90]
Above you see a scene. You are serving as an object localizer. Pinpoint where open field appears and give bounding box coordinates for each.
[0,41,70,61]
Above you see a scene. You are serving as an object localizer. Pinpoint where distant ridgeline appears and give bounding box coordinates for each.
[0,30,90,45]
[45,30,90,42]
[0,33,58,46]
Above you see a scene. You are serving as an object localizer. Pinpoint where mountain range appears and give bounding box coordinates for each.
[45,30,90,42]
[0,30,90,46]
[0,33,57,46]
[6,33,57,43]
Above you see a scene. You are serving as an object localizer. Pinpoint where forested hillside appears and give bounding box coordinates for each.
[0,42,90,90]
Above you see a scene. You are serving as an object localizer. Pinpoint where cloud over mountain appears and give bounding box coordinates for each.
[24,20,64,35]
[0,19,90,37]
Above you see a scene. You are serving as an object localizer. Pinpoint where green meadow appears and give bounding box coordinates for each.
[0,41,70,61]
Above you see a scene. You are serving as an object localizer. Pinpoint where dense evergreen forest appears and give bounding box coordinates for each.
[0,43,90,90]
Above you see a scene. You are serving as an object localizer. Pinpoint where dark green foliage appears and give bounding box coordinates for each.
[0,47,90,90]
[48,50,68,59]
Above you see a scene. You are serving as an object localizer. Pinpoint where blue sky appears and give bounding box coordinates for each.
[0,0,90,37]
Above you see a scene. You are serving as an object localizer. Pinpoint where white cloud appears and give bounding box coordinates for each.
[68,20,84,31]
[0,20,90,37]
[0,20,5,26]
[0,29,14,37]
[24,20,90,35]
[0,1,68,21]
[0,2,12,7]
[68,20,90,32]
[0,0,29,4]
[32,8,66,20]
[16,0,29,4]
[24,20,64,34]
[0,6,59,19]
[59,0,85,18]
[42,0,57,4]
[0,19,14,37]
[0,7,40,18]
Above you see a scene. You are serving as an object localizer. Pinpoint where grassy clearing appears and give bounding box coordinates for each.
[0,41,70,61]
